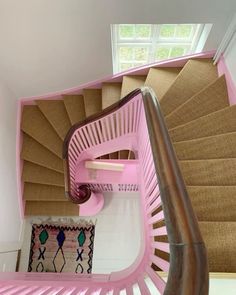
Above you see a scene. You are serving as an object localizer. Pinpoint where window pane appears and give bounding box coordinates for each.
[119,47,133,61]
[119,25,135,39]
[134,47,148,61]
[112,24,207,73]
[160,25,175,38]
[155,47,170,60]
[135,25,152,39]
[176,25,192,38]
[170,47,185,57]
[120,63,133,71]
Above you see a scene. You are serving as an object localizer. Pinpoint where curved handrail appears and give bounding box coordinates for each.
[62,88,140,204]
[63,87,208,294]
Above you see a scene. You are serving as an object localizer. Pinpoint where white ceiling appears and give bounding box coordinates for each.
[0,0,235,98]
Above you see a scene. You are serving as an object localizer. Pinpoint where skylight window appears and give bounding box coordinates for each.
[111,24,210,73]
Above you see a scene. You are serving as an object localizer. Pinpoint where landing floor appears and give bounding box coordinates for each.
[19,192,141,274]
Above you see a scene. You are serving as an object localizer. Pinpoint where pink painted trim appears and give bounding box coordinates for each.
[19,50,215,103]
[217,54,236,105]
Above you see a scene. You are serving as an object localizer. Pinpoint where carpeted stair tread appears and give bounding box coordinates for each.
[199,221,236,272]
[83,89,102,117]
[144,67,181,99]
[24,183,65,201]
[36,100,71,140]
[180,158,236,186]
[165,75,229,129]
[102,82,122,109]
[21,105,63,157]
[21,133,64,172]
[25,200,79,216]
[121,75,146,98]
[187,186,236,221]
[160,59,218,116]
[174,132,236,160]
[170,105,236,142]
[63,94,86,125]
[22,161,64,187]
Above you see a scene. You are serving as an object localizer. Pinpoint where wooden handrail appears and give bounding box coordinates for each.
[142,87,208,294]
[62,89,140,204]
[63,87,208,294]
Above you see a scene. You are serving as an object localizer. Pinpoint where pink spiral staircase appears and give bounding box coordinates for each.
[0,84,208,294]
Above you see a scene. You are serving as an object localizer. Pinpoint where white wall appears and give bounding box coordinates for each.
[0,78,22,245]
[0,0,235,98]
[224,33,236,85]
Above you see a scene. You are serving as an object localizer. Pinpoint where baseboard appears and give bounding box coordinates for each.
[0,241,21,253]
[0,219,25,253]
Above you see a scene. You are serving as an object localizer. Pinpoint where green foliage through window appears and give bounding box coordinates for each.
[113,24,205,73]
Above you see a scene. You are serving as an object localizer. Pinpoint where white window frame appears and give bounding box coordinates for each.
[111,24,208,73]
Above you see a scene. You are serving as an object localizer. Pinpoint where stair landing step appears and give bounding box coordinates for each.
[25,200,80,216]
[24,183,66,201]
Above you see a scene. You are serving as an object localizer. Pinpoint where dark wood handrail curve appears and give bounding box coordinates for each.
[62,87,209,294]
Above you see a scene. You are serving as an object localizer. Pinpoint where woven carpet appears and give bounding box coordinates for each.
[28,220,95,273]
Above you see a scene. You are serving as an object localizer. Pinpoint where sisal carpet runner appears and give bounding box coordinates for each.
[28,220,95,273]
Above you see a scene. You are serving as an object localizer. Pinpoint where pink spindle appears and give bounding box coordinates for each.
[137,277,152,295]
[105,116,112,140]
[110,114,116,139]
[76,130,87,150]
[147,195,161,213]
[126,284,134,295]
[101,119,108,142]
[150,254,170,272]
[145,266,166,294]
[151,226,167,237]
[91,123,100,145]
[75,133,84,151]
[81,128,90,148]
[152,241,170,253]
[86,125,96,146]
[95,121,103,144]
[120,107,125,136]
[148,210,164,225]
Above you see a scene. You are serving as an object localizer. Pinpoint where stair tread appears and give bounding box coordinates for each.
[166,75,229,129]
[187,185,236,221]
[36,100,71,140]
[199,221,236,272]
[21,105,63,157]
[180,158,236,186]
[160,59,218,116]
[63,94,86,125]
[22,161,65,187]
[102,82,122,109]
[174,132,236,160]
[21,133,64,173]
[121,75,146,98]
[83,89,102,117]
[170,105,236,142]
[24,183,65,201]
[25,200,80,216]
[145,67,182,100]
